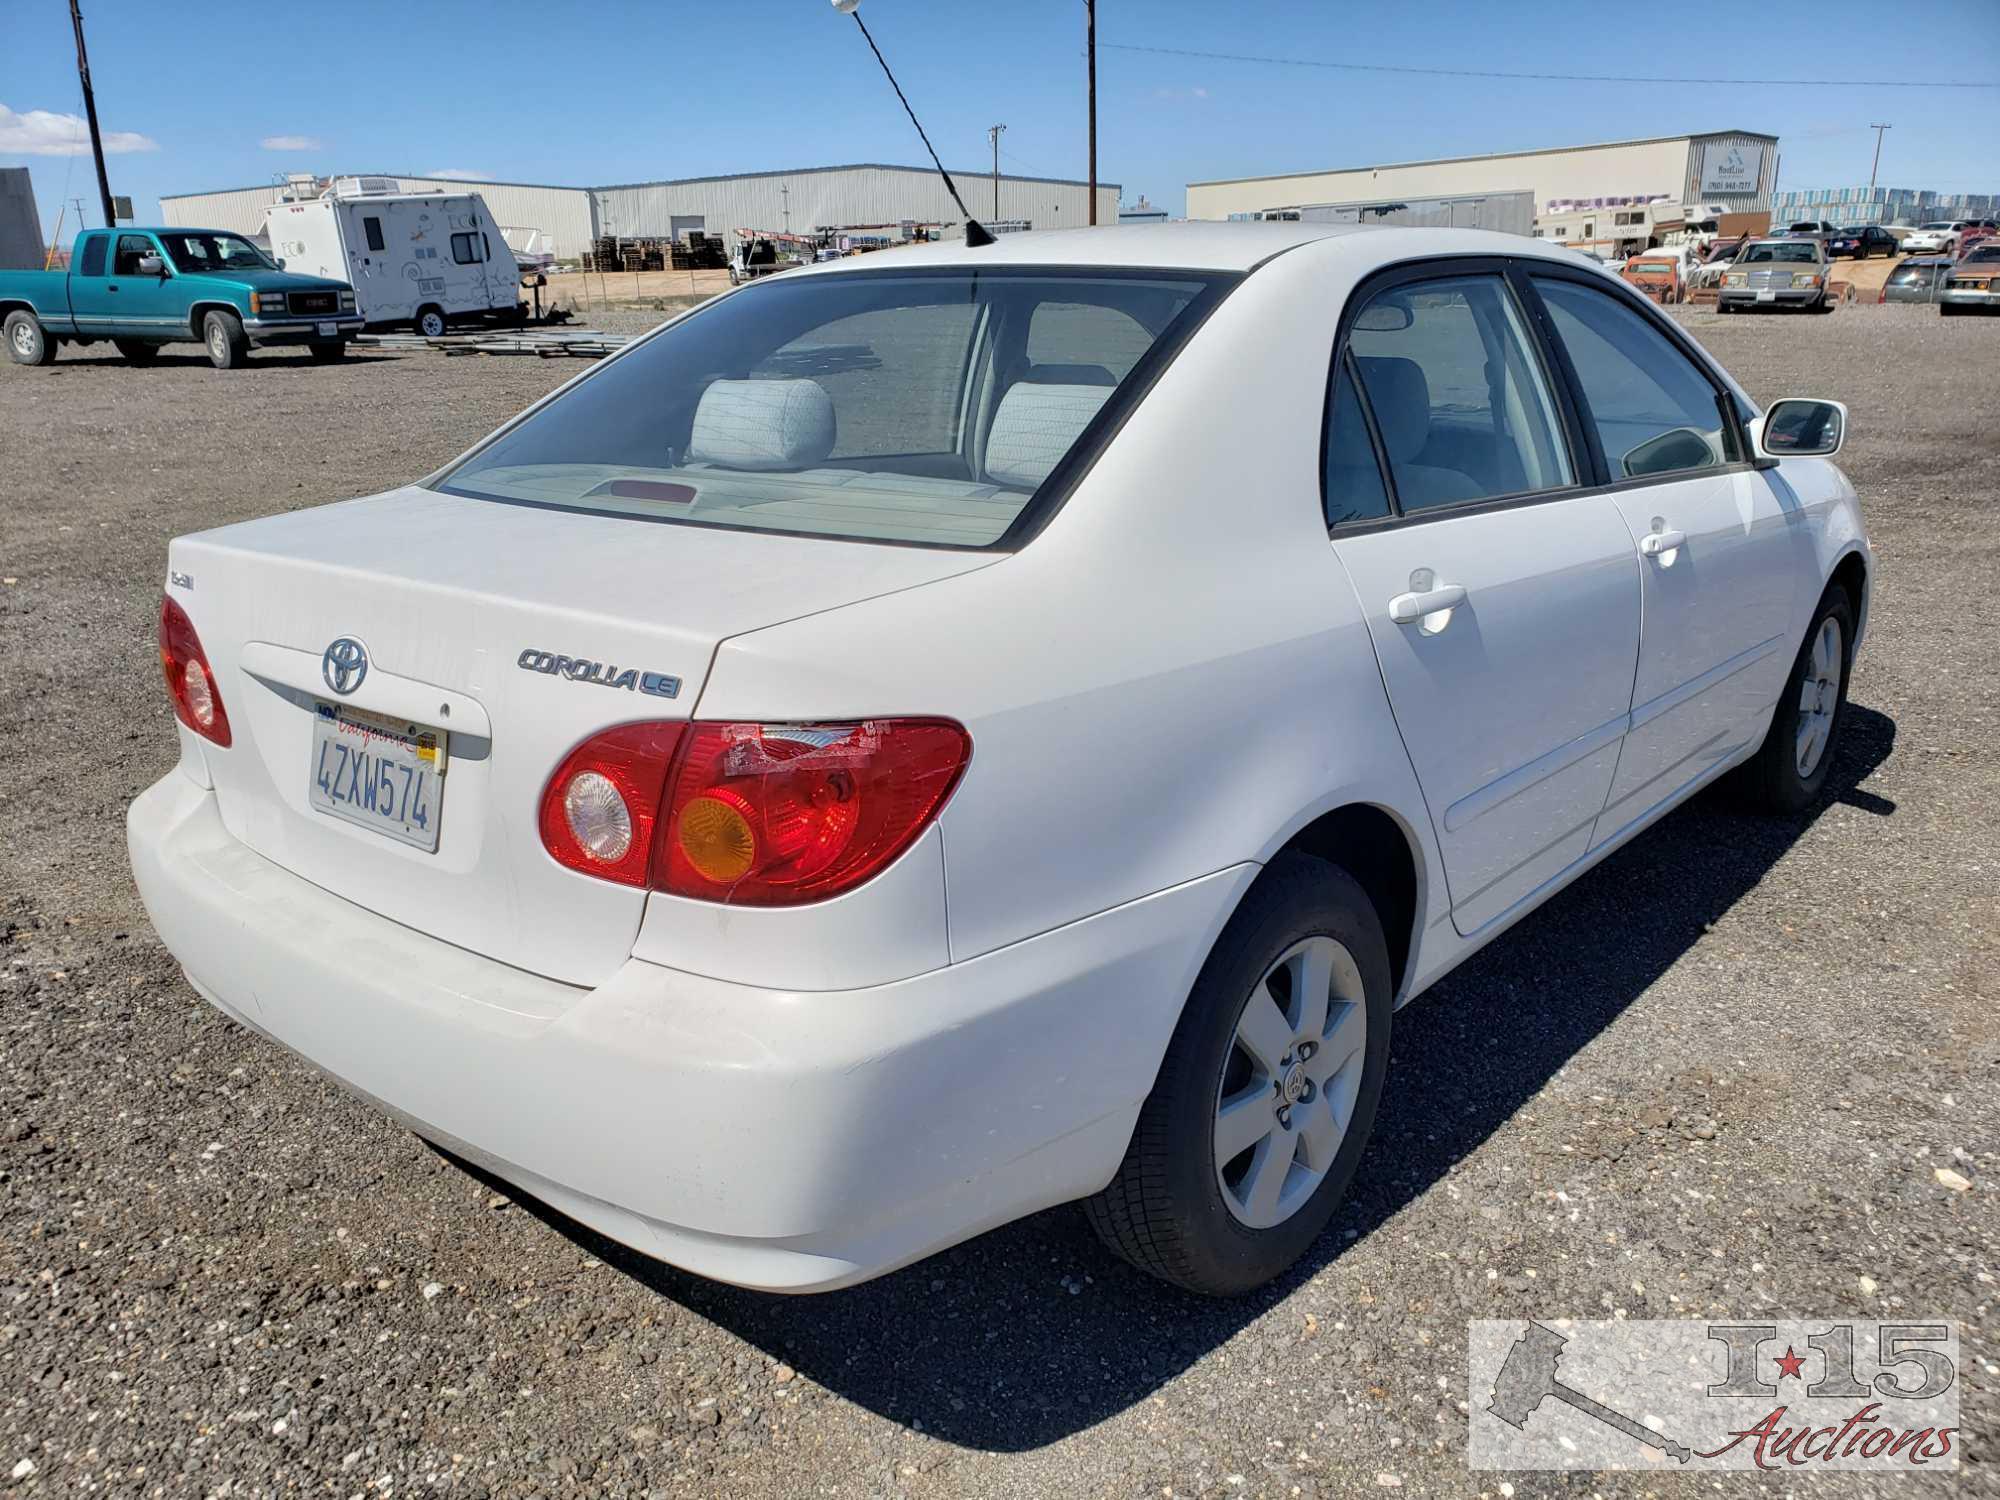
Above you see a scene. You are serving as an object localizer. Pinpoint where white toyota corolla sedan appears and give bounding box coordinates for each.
[129,223,1870,1296]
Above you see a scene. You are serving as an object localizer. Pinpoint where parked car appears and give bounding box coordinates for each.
[1826,226,1897,259]
[1959,219,1999,256]
[1879,256,1956,305]
[127,223,1869,1297]
[1717,237,1835,313]
[1939,242,2000,316]
[1786,220,1839,239]
[1620,251,1686,302]
[1,227,360,368]
[1901,221,1967,255]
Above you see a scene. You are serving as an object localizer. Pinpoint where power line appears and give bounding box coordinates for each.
[1100,41,1998,90]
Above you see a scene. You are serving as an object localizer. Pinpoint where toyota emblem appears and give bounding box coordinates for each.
[321,637,369,696]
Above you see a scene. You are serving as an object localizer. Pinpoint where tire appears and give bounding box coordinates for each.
[1741,586,1855,814]
[307,339,348,363]
[1812,295,1834,314]
[113,338,161,363]
[203,309,249,369]
[1084,851,1393,1296]
[5,309,56,366]
[414,305,447,338]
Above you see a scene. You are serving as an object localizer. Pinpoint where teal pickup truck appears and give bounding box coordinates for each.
[1,226,363,369]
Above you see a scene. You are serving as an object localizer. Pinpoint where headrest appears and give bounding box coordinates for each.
[687,378,835,470]
[1356,355,1431,464]
[984,382,1114,489]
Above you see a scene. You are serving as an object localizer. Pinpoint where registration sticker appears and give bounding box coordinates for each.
[308,703,446,852]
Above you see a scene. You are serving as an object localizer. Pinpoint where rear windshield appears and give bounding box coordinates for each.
[435,267,1231,549]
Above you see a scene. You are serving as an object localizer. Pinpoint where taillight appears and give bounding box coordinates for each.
[659,720,970,905]
[538,718,969,903]
[158,595,231,748]
[538,722,683,887]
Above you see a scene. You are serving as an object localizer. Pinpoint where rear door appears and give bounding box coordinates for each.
[1327,264,1642,937]
[1524,271,1813,849]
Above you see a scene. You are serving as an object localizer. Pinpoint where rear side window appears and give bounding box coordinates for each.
[1347,275,1574,512]
[436,269,1229,548]
[1323,360,1392,528]
[1533,278,1732,480]
[363,216,386,253]
[76,235,106,277]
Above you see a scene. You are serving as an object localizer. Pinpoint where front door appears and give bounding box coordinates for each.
[1327,268,1642,937]
[1524,273,1812,848]
[103,233,183,338]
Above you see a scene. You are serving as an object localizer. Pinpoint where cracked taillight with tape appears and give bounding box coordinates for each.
[658,720,970,906]
[158,595,231,748]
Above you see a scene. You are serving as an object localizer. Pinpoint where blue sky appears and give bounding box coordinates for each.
[5,0,1996,239]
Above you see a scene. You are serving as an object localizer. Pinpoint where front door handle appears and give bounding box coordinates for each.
[1388,582,1467,626]
[1639,527,1686,557]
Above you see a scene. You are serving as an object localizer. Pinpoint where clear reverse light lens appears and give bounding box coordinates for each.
[563,770,632,863]
[181,659,214,728]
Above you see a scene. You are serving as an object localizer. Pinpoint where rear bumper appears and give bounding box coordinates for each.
[244,314,362,345]
[127,769,1251,1292]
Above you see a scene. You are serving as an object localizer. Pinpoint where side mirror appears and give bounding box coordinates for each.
[137,254,166,276]
[1754,398,1847,460]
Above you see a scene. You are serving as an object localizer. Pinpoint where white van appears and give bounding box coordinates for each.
[265,183,521,336]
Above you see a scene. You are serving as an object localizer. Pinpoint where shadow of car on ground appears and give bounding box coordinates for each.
[439,704,1895,1452]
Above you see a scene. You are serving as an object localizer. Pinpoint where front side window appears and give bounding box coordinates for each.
[437,269,1227,548]
[114,234,158,275]
[1534,278,1732,480]
[157,232,274,274]
[451,231,485,265]
[1346,275,1574,512]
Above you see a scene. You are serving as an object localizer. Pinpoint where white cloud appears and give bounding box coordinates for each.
[0,102,157,156]
[426,168,491,181]
[1151,86,1210,102]
[260,134,323,152]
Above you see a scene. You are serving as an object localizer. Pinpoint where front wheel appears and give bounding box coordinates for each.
[1742,586,1855,813]
[1084,852,1392,1296]
[5,309,56,366]
[203,310,249,369]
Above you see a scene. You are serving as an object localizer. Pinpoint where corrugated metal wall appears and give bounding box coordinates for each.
[592,166,1119,241]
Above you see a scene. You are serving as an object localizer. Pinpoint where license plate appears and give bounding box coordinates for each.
[1756,289,1776,302]
[309,703,446,852]
[317,320,338,337]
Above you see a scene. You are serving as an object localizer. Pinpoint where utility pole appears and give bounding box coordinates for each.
[67,0,117,228]
[988,124,1005,220]
[1085,0,1097,224]
[1867,123,1892,197]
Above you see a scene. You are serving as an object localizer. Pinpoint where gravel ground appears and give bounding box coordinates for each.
[1,306,1995,1498]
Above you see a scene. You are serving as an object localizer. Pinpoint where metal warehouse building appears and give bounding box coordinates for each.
[162,164,1119,261]
[1186,130,1778,245]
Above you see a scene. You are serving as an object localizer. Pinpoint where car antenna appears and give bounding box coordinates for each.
[834,0,996,247]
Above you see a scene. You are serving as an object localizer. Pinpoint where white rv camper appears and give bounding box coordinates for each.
[264,179,521,336]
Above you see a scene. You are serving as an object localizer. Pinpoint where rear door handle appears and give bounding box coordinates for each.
[1639,527,1686,556]
[1388,583,1467,625]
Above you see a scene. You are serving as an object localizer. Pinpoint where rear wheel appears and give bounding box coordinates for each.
[114,338,161,363]
[1741,586,1855,813]
[1084,852,1392,1296]
[307,339,348,363]
[5,309,56,366]
[203,310,249,369]
[414,305,447,338]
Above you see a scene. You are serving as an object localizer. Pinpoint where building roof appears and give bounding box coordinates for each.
[1188,130,1778,189]
[164,163,1119,203]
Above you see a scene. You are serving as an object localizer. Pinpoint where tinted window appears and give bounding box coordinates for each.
[1535,278,1731,480]
[114,234,156,275]
[1323,360,1392,528]
[1348,275,1574,512]
[76,234,106,277]
[363,216,385,253]
[437,270,1224,548]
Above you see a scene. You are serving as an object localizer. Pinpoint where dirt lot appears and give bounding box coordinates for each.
[1,305,1996,1498]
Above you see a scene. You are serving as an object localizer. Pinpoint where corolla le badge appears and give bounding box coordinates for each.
[321,637,369,696]
[517,649,680,699]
